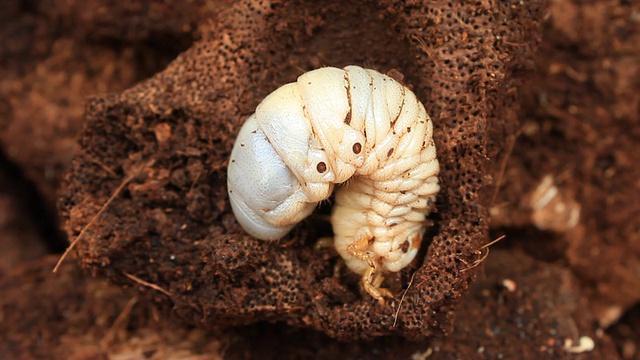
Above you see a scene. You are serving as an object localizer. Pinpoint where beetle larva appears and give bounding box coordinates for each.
[227,65,440,303]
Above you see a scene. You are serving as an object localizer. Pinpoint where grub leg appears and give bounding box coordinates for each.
[346,232,375,264]
[362,266,394,304]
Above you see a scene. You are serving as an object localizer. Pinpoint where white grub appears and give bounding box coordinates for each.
[227,66,440,303]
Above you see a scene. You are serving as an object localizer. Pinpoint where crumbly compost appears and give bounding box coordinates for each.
[59,0,546,339]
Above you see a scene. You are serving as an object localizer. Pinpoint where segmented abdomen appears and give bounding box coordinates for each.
[330,67,440,274]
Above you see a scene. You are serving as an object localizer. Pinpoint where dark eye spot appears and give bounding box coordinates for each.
[387,148,394,157]
[401,240,410,253]
[352,142,362,154]
[316,162,327,173]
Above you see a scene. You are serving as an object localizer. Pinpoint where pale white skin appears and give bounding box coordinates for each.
[227,66,440,303]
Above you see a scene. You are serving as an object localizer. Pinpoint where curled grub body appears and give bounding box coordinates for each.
[227,65,440,302]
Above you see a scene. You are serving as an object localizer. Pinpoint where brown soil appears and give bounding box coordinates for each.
[0,0,638,359]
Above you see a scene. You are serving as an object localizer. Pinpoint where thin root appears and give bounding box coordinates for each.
[88,157,117,177]
[460,235,506,273]
[393,270,418,327]
[478,234,506,251]
[460,248,490,272]
[411,34,438,63]
[123,272,172,297]
[53,161,152,273]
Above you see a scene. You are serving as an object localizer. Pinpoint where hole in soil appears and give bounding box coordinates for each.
[0,146,67,253]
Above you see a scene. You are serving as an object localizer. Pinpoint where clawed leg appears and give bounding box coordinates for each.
[346,231,375,263]
[347,232,394,304]
[362,266,394,304]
